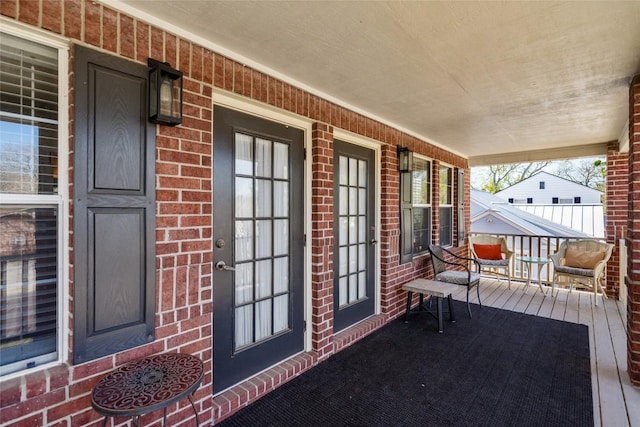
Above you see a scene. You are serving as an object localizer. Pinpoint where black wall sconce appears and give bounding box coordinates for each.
[148,58,183,126]
[397,146,414,172]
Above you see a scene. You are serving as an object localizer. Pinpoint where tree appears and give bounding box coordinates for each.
[471,162,549,193]
[471,157,607,194]
[551,158,605,191]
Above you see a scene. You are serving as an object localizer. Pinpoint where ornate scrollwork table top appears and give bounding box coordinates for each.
[91,353,204,417]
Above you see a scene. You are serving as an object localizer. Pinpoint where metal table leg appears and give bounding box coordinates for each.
[404,291,413,322]
[436,297,443,333]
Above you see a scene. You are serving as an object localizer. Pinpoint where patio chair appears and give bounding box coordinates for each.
[468,235,514,288]
[428,244,481,317]
[548,239,614,306]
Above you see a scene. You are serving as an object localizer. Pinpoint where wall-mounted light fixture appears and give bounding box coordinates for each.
[148,58,183,126]
[397,146,414,172]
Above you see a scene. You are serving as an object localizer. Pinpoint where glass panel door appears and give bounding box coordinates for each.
[234,133,290,351]
[337,155,369,308]
[212,106,304,393]
[333,140,375,332]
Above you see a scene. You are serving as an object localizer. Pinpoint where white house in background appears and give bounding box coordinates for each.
[495,171,602,205]
[493,171,605,238]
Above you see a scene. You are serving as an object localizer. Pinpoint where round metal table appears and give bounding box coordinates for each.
[91,353,203,426]
[516,256,551,295]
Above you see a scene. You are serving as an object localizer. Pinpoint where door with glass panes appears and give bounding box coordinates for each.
[333,140,376,332]
[212,106,304,393]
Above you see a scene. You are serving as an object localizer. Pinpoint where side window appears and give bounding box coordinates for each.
[539,181,545,189]
[400,157,431,263]
[439,165,453,246]
[0,32,63,376]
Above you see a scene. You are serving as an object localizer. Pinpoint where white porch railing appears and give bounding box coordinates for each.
[467,233,621,287]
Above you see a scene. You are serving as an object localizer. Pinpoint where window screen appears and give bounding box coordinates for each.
[0,32,60,376]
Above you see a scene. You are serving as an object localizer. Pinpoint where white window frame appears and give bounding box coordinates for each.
[0,19,69,378]
[411,155,432,255]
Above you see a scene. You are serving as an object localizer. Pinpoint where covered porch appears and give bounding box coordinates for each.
[1,2,640,426]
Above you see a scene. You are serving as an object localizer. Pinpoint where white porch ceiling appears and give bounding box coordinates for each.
[109,1,640,164]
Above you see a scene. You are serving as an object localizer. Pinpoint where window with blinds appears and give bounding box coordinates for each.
[439,165,453,246]
[411,157,431,254]
[399,156,432,263]
[0,32,60,376]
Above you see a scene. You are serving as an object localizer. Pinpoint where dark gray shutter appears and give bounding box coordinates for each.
[400,171,413,264]
[73,46,156,363]
[457,169,465,245]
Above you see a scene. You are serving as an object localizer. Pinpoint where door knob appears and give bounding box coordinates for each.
[370,239,378,245]
[216,261,236,271]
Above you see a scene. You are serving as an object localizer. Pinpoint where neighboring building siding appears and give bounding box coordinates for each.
[495,171,602,204]
[0,1,470,426]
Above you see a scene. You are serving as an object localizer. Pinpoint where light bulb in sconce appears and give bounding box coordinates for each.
[148,58,183,125]
[160,76,172,116]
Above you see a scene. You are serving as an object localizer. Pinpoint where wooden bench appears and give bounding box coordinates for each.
[402,279,459,333]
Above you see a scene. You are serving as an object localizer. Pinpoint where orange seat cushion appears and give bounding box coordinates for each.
[474,244,503,260]
[562,248,605,269]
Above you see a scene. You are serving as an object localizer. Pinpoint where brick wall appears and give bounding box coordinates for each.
[311,123,335,360]
[0,0,470,425]
[628,74,640,386]
[606,142,628,299]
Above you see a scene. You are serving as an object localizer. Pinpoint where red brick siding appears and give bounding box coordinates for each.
[628,74,640,386]
[379,142,404,317]
[1,1,470,425]
[311,123,335,360]
[606,142,628,299]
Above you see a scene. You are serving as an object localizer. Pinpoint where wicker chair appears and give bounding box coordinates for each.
[549,239,614,306]
[468,235,514,288]
[428,244,481,317]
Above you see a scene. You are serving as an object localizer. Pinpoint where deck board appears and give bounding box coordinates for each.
[454,277,639,426]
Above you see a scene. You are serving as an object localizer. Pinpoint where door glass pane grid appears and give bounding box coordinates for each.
[337,155,368,309]
[233,133,291,352]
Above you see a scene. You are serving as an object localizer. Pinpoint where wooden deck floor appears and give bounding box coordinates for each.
[449,278,640,426]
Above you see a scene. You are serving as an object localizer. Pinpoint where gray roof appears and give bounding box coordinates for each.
[514,204,604,238]
[471,189,592,238]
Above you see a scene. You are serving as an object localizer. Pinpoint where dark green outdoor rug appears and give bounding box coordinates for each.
[217,301,592,427]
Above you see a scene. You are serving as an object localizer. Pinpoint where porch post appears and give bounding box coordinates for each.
[311,122,336,360]
[627,74,640,386]
[606,142,628,300]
